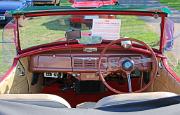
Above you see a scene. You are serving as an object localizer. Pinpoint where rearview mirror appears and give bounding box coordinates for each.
[65,29,81,40]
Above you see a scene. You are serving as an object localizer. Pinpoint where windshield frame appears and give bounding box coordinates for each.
[12,9,168,54]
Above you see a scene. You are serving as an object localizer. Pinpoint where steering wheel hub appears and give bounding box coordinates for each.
[122,59,134,72]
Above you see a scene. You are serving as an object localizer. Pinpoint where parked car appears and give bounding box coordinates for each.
[31,0,60,6]
[0,5,180,114]
[68,0,118,28]
[69,0,118,8]
[0,0,30,26]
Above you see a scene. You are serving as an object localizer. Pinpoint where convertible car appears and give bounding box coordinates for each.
[0,5,180,114]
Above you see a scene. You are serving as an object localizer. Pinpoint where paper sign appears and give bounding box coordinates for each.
[92,19,121,40]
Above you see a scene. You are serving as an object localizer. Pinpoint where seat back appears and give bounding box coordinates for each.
[0,94,71,108]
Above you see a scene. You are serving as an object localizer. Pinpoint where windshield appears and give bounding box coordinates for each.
[16,14,160,49]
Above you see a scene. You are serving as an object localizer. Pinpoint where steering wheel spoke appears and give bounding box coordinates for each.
[127,73,132,92]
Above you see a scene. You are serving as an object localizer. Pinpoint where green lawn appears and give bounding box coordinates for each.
[174,63,180,75]
[160,0,180,10]
[19,16,70,49]
[0,28,6,76]
[0,27,16,76]
[60,0,72,6]
[169,62,180,76]
[165,52,180,76]
[119,16,159,47]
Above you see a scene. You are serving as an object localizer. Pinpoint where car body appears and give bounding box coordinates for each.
[69,0,118,8]
[0,5,179,114]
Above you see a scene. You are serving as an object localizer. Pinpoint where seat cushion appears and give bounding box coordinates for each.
[0,94,71,108]
[95,92,177,108]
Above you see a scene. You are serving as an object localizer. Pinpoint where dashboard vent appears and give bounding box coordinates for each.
[73,58,83,68]
[84,60,96,68]
[73,57,107,69]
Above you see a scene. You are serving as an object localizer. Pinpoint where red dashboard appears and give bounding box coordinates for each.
[30,52,151,73]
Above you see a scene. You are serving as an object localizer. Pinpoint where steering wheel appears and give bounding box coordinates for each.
[98,38,158,93]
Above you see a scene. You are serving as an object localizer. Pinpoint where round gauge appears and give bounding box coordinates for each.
[122,59,134,71]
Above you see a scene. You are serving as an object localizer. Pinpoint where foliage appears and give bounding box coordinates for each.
[160,0,180,10]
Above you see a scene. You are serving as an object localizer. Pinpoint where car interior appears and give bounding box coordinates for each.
[0,12,180,112]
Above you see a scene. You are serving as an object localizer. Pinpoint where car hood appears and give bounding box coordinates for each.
[0,1,23,12]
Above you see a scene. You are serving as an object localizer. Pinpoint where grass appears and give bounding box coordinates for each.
[60,0,72,6]
[0,27,16,76]
[119,16,159,47]
[0,28,8,76]
[160,0,180,10]
[169,61,180,76]
[174,63,180,75]
[165,52,180,76]
[19,16,70,49]
[0,28,3,76]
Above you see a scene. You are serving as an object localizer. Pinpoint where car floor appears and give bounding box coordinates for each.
[41,78,140,107]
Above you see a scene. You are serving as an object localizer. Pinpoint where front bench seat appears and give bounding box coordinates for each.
[76,92,177,108]
[95,92,177,108]
[0,94,71,108]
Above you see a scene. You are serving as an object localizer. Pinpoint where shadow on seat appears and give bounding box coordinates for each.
[0,94,71,108]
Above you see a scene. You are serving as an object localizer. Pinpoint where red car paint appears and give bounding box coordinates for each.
[69,0,117,8]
